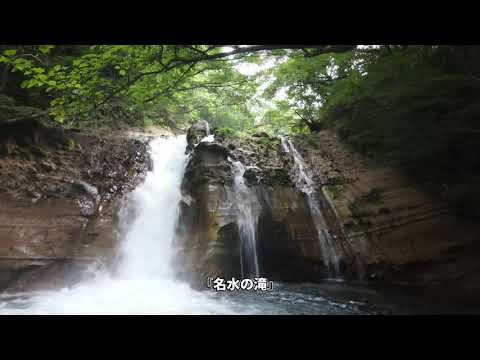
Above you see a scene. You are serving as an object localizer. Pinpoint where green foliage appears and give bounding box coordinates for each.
[3,43,479,222]
[256,45,480,217]
[214,127,237,137]
[258,137,271,146]
[260,50,357,133]
[2,44,480,222]
[0,45,259,129]
[3,49,17,56]
[0,94,46,123]
[327,184,345,200]
[67,138,76,151]
[259,102,305,135]
[317,46,480,192]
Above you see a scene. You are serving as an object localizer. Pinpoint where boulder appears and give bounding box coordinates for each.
[186,120,210,152]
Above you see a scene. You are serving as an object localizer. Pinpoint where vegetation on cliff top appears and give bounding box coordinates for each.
[261,46,480,217]
[2,45,480,217]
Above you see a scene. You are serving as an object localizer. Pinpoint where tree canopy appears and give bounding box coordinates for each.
[0,45,353,130]
[2,44,480,216]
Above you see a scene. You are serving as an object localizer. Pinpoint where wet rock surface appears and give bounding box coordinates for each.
[186,120,210,152]
[294,130,480,296]
[176,124,480,303]
[4,119,479,306]
[0,124,153,292]
[174,126,329,286]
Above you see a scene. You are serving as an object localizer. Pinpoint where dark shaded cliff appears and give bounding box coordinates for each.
[174,124,341,287]
[174,123,480,299]
[294,130,480,295]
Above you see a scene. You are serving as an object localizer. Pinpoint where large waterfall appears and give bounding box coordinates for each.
[0,136,238,314]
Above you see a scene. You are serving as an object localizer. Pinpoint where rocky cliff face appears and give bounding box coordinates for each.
[3,119,479,296]
[294,130,480,292]
[0,124,155,292]
[175,123,480,295]
[174,126,338,287]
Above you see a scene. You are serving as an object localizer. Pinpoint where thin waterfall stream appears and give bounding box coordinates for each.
[280,136,343,278]
[230,159,261,278]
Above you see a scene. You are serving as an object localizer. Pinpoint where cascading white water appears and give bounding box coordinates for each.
[230,160,261,278]
[0,135,240,315]
[280,136,342,277]
[116,135,187,278]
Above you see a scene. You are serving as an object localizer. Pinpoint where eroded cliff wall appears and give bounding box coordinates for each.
[175,123,480,294]
[0,124,156,291]
[295,130,480,291]
[174,126,333,287]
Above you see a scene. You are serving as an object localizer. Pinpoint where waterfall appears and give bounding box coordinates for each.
[280,136,343,278]
[0,136,238,314]
[115,136,188,278]
[230,159,261,278]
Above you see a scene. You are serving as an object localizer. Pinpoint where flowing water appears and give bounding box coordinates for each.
[230,159,261,278]
[280,136,343,277]
[0,136,239,315]
[0,135,450,315]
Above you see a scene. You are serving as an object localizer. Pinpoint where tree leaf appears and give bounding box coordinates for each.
[39,45,54,54]
[3,49,16,56]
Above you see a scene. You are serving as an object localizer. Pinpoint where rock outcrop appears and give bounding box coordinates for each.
[186,120,210,152]
[5,119,478,297]
[0,126,152,292]
[294,130,480,292]
[174,123,480,296]
[174,127,332,287]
